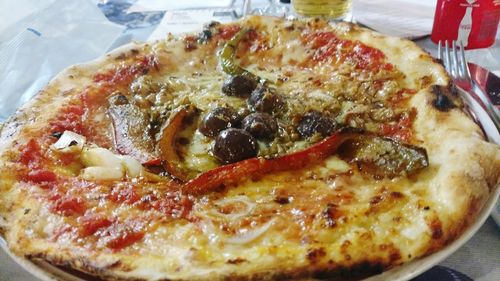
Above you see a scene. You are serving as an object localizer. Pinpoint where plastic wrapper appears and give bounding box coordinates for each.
[0,0,124,121]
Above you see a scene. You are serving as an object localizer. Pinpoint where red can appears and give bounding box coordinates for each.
[431,0,500,49]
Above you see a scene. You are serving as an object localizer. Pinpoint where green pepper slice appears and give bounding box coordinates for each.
[219,28,262,83]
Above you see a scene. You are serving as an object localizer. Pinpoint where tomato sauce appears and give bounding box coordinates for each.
[23,170,57,184]
[107,182,193,220]
[49,104,85,135]
[11,52,187,251]
[146,193,193,219]
[106,229,145,250]
[380,111,415,142]
[303,31,394,71]
[218,25,241,40]
[18,139,43,168]
[57,152,78,166]
[50,196,86,216]
[79,215,113,236]
[108,184,140,205]
[93,55,157,86]
[135,192,193,219]
[389,88,417,105]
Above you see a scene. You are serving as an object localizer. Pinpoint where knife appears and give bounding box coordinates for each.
[468,63,500,109]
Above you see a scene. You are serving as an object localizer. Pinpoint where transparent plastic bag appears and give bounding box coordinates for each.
[0,0,124,121]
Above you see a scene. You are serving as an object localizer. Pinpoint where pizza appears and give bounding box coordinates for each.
[0,15,498,280]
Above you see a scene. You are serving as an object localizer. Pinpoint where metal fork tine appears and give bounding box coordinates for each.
[437,40,442,60]
[444,40,451,74]
[459,41,470,81]
[452,40,459,78]
[440,39,500,131]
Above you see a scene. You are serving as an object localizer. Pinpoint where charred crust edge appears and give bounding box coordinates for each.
[26,250,392,281]
[430,84,458,112]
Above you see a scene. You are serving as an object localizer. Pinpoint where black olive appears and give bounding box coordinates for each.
[213,128,258,164]
[248,86,285,114]
[221,75,257,97]
[199,107,239,137]
[297,111,337,138]
[241,113,278,140]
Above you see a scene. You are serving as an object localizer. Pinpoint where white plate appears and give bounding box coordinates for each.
[1,87,499,281]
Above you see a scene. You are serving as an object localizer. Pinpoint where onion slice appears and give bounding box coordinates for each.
[199,219,220,244]
[225,218,277,244]
[81,147,122,168]
[50,131,86,152]
[118,155,144,178]
[208,196,256,220]
[80,147,144,179]
[80,167,124,181]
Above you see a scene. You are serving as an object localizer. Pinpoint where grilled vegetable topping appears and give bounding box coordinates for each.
[108,94,157,163]
[199,107,240,137]
[158,106,199,181]
[338,135,428,178]
[183,129,428,195]
[248,85,285,114]
[241,113,278,140]
[222,75,257,97]
[219,28,260,82]
[213,128,258,164]
[297,111,338,138]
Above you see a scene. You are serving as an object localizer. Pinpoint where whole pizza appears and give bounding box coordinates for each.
[0,16,498,280]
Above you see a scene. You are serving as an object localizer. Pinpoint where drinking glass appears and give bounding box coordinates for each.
[292,0,352,21]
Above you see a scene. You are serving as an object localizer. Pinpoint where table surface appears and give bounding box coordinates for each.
[0,0,498,280]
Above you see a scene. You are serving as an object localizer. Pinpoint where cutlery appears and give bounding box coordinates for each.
[438,40,500,132]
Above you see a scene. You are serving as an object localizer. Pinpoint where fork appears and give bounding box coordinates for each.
[438,40,500,132]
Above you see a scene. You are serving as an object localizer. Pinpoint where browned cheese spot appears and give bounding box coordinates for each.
[274,196,290,204]
[429,217,443,239]
[323,203,345,228]
[390,191,404,199]
[379,243,402,263]
[370,195,382,205]
[419,75,433,88]
[226,258,247,264]
[307,248,326,263]
[184,36,198,52]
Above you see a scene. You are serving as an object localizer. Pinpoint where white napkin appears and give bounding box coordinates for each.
[353,0,435,39]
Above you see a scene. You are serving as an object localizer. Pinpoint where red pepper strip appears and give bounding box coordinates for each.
[143,158,161,166]
[182,131,358,196]
[158,106,198,181]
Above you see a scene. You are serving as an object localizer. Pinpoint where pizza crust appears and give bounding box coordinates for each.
[352,23,499,242]
[0,16,498,281]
